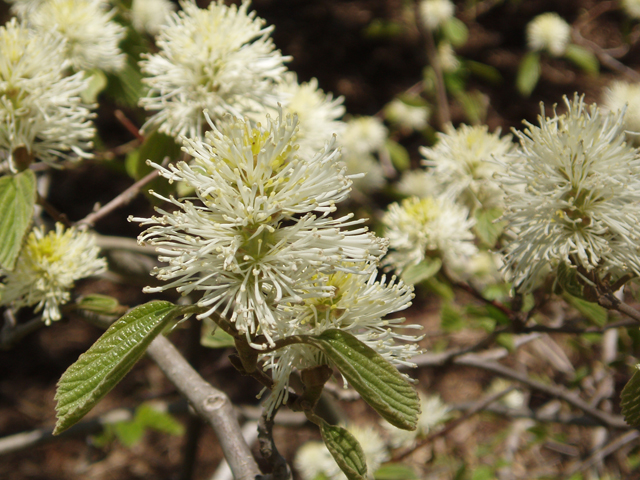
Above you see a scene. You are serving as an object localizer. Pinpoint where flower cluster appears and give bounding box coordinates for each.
[497,94,640,292]
[260,262,420,412]
[140,0,290,139]
[339,116,388,193]
[131,0,176,36]
[602,80,640,144]
[382,196,477,275]
[526,12,571,57]
[418,0,455,31]
[17,0,126,72]
[420,124,514,210]
[0,19,95,171]
[131,111,388,347]
[0,223,107,325]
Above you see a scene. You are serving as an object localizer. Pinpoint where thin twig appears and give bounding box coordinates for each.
[597,293,640,323]
[146,335,261,480]
[76,168,159,227]
[451,356,628,429]
[114,109,144,142]
[393,387,516,461]
[571,28,640,82]
[451,402,626,428]
[414,1,450,128]
[565,430,640,476]
[37,194,71,227]
[0,315,43,350]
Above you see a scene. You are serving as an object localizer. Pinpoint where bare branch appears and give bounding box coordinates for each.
[146,335,261,480]
[76,168,159,227]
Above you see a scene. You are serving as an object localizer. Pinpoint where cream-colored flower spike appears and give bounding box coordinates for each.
[140,0,290,139]
[420,124,514,210]
[497,94,640,292]
[383,195,477,275]
[261,261,420,413]
[131,0,176,36]
[131,111,386,348]
[0,224,107,325]
[526,12,571,57]
[23,0,126,72]
[0,19,95,172]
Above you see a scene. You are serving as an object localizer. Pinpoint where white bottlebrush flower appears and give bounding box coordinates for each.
[294,424,389,480]
[526,12,571,57]
[383,392,451,448]
[396,169,439,198]
[294,441,340,480]
[130,112,386,348]
[0,223,107,325]
[339,116,388,193]
[25,0,126,72]
[418,0,455,31]
[0,19,95,171]
[131,0,176,36]
[420,124,514,210]
[260,262,420,412]
[6,0,48,17]
[384,98,430,132]
[383,195,477,275]
[497,94,640,292]
[251,72,346,157]
[340,116,387,156]
[602,80,640,144]
[622,0,640,19]
[140,0,289,139]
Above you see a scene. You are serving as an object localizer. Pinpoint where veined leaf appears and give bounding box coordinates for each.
[54,301,182,435]
[402,258,441,285]
[621,365,640,427]
[76,294,123,315]
[0,169,36,271]
[319,420,367,480]
[308,330,420,430]
[563,293,607,327]
[516,52,540,97]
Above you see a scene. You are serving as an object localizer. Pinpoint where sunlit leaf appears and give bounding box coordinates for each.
[516,52,540,97]
[0,169,36,271]
[308,330,420,430]
[319,420,367,480]
[54,301,183,435]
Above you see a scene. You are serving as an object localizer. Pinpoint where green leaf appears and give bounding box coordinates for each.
[0,169,36,271]
[81,69,108,104]
[384,139,410,172]
[425,276,455,300]
[114,403,184,447]
[374,463,418,480]
[454,90,487,125]
[200,317,235,349]
[465,60,502,85]
[621,365,640,427]
[441,302,464,332]
[104,60,145,107]
[564,44,599,75]
[308,330,420,430]
[474,207,504,246]
[563,293,607,327]
[441,17,468,47]
[471,465,495,480]
[402,258,442,285]
[319,420,367,480]
[54,301,184,435]
[125,130,182,180]
[76,294,123,315]
[516,52,541,97]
